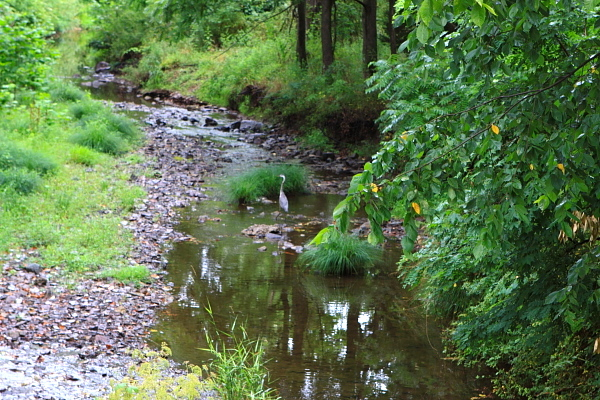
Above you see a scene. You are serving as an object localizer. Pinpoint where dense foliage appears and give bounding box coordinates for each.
[313,0,600,397]
[0,1,56,104]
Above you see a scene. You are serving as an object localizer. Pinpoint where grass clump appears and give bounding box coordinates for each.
[69,145,103,165]
[48,81,87,102]
[297,232,382,275]
[203,308,279,400]
[0,168,43,194]
[0,140,58,175]
[70,119,128,155]
[104,344,211,400]
[68,100,142,154]
[226,164,307,204]
[99,265,151,284]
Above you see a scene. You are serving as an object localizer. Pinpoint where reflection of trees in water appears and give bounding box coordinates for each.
[152,203,477,400]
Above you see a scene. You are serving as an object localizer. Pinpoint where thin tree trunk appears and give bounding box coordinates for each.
[321,0,335,71]
[388,0,397,54]
[362,0,377,76]
[296,0,308,67]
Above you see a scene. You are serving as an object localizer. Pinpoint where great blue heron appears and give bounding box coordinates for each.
[278,174,289,213]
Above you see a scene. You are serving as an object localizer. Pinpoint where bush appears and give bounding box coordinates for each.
[69,100,106,120]
[226,164,308,204]
[297,232,382,275]
[0,168,42,194]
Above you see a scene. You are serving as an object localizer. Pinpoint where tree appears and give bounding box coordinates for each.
[296,0,308,67]
[359,0,377,75]
[320,0,334,71]
[312,0,600,397]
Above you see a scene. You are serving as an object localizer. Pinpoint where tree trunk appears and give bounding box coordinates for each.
[388,0,397,54]
[296,0,308,68]
[321,0,334,71]
[362,0,377,76]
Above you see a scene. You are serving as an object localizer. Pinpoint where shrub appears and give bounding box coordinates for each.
[0,168,42,194]
[104,112,141,143]
[297,232,382,275]
[226,164,308,204]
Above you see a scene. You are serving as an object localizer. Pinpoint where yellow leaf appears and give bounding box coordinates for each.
[594,338,600,354]
[529,164,534,170]
[370,183,379,193]
[411,202,421,214]
[557,163,565,174]
[491,124,500,134]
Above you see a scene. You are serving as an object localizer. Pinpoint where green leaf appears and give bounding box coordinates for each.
[416,23,430,44]
[473,243,487,259]
[418,0,434,25]
[471,3,486,27]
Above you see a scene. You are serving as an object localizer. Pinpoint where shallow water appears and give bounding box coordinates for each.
[86,80,481,399]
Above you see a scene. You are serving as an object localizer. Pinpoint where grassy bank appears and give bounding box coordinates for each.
[0,82,148,281]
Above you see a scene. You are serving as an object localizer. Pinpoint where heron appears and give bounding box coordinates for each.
[278,174,289,213]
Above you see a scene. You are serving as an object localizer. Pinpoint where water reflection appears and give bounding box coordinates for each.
[151,196,479,399]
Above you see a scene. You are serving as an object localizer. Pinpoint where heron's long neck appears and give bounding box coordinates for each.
[280,177,285,192]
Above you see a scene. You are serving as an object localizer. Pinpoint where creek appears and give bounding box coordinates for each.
[86,78,481,400]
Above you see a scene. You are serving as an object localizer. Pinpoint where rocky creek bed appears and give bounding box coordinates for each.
[0,90,369,399]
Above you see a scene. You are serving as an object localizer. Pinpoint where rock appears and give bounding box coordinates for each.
[94,61,110,73]
[240,120,264,132]
[204,117,218,126]
[22,263,42,274]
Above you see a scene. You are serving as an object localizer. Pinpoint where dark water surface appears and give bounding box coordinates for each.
[151,195,479,400]
[86,80,481,399]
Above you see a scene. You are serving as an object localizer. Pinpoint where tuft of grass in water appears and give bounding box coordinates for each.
[297,232,382,275]
[226,164,308,204]
[103,344,212,400]
[202,307,279,400]
[99,265,151,284]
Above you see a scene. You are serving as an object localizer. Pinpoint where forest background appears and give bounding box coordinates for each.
[2,0,600,398]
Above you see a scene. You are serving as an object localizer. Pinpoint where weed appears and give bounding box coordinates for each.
[226,164,308,204]
[297,232,382,275]
[104,344,212,400]
[69,100,106,120]
[202,308,279,400]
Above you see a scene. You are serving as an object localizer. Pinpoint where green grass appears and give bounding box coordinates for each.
[99,265,151,284]
[297,232,382,275]
[202,307,279,400]
[0,89,147,279]
[226,164,308,204]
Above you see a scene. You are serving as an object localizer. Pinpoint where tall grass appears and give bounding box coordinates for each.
[297,232,382,275]
[202,308,279,400]
[226,164,308,204]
